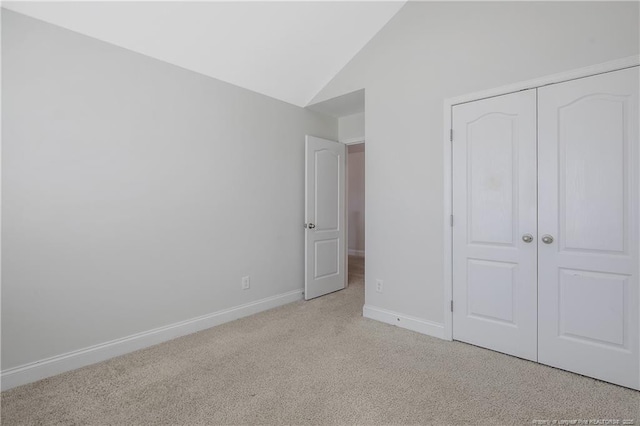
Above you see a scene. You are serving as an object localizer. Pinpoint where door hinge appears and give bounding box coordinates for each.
[450,300,454,312]
[450,129,453,142]
[450,215,454,227]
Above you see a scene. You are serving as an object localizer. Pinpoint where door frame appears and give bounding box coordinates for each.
[442,55,640,342]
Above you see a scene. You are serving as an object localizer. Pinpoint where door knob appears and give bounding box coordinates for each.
[306,223,316,229]
[541,234,554,244]
[522,234,533,243]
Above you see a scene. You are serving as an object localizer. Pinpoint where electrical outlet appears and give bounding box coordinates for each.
[241,276,250,290]
[376,279,383,293]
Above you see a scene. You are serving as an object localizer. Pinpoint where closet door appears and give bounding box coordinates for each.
[538,67,639,390]
[452,89,538,361]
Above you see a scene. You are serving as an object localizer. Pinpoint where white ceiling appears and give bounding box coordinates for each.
[3,1,405,107]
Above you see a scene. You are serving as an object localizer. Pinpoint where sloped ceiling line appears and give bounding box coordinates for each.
[3,1,406,107]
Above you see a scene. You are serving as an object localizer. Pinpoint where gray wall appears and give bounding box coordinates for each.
[311,1,639,324]
[2,10,337,370]
[339,112,364,143]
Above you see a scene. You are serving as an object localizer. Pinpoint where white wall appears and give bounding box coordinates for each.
[311,2,639,328]
[348,144,365,256]
[2,11,337,372]
[339,112,365,143]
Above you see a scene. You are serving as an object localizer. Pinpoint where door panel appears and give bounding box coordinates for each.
[314,239,339,279]
[558,269,627,347]
[468,114,518,246]
[560,94,628,254]
[538,67,639,389]
[315,149,340,231]
[305,135,346,300]
[452,89,538,361]
[467,259,517,325]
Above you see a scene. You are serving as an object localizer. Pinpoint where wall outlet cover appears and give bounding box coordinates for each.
[241,276,250,290]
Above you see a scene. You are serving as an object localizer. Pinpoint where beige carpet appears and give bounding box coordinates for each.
[2,256,639,425]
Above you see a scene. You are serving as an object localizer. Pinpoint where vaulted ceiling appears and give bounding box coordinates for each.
[3,1,405,107]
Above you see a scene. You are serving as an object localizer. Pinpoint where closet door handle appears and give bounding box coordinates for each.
[522,234,533,243]
[541,234,554,244]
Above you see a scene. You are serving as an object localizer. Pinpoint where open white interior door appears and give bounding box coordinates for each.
[305,135,346,300]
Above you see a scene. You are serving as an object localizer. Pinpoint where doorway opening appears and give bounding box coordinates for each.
[347,142,365,290]
[306,89,366,300]
[305,89,365,300]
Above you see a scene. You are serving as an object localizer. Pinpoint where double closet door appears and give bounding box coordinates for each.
[452,67,639,390]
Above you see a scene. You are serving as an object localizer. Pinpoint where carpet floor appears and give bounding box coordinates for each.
[2,256,639,425]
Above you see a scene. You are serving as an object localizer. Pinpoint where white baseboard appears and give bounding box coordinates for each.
[363,305,445,340]
[1,289,303,391]
[348,249,365,257]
